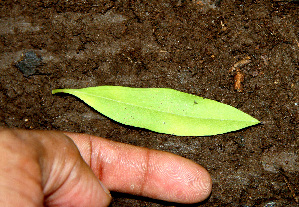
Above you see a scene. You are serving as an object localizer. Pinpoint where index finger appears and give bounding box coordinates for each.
[65,132,212,204]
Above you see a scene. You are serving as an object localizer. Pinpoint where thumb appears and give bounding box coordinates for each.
[0,129,111,207]
[43,132,112,207]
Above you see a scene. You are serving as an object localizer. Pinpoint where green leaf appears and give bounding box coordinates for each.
[52,86,260,136]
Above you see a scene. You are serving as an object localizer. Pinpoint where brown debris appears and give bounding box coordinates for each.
[229,56,251,73]
[234,70,245,92]
[229,56,251,92]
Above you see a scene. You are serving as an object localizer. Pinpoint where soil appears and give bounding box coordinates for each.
[0,0,298,206]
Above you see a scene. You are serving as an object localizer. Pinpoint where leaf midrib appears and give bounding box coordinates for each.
[75,90,256,123]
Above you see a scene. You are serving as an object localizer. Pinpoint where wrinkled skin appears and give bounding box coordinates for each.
[0,129,212,206]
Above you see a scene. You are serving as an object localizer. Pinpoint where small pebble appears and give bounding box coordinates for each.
[15,51,42,77]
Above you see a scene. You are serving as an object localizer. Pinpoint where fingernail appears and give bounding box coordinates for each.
[99,180,111,197]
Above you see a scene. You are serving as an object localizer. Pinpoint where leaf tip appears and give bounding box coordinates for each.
[52,89,63,95]
[252,117,261,125]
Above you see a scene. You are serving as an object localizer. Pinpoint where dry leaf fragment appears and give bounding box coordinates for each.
[234,70,244,92]
[229,56,251,73]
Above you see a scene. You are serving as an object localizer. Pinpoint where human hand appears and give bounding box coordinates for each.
[0,129,212,206]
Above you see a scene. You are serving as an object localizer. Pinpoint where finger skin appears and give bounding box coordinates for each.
[0,130,44,207]
[67,133,212,204]
[0,128,212,205]
[0,129,111,207]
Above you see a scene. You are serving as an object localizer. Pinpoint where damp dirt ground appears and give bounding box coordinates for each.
[0,0,298,206]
